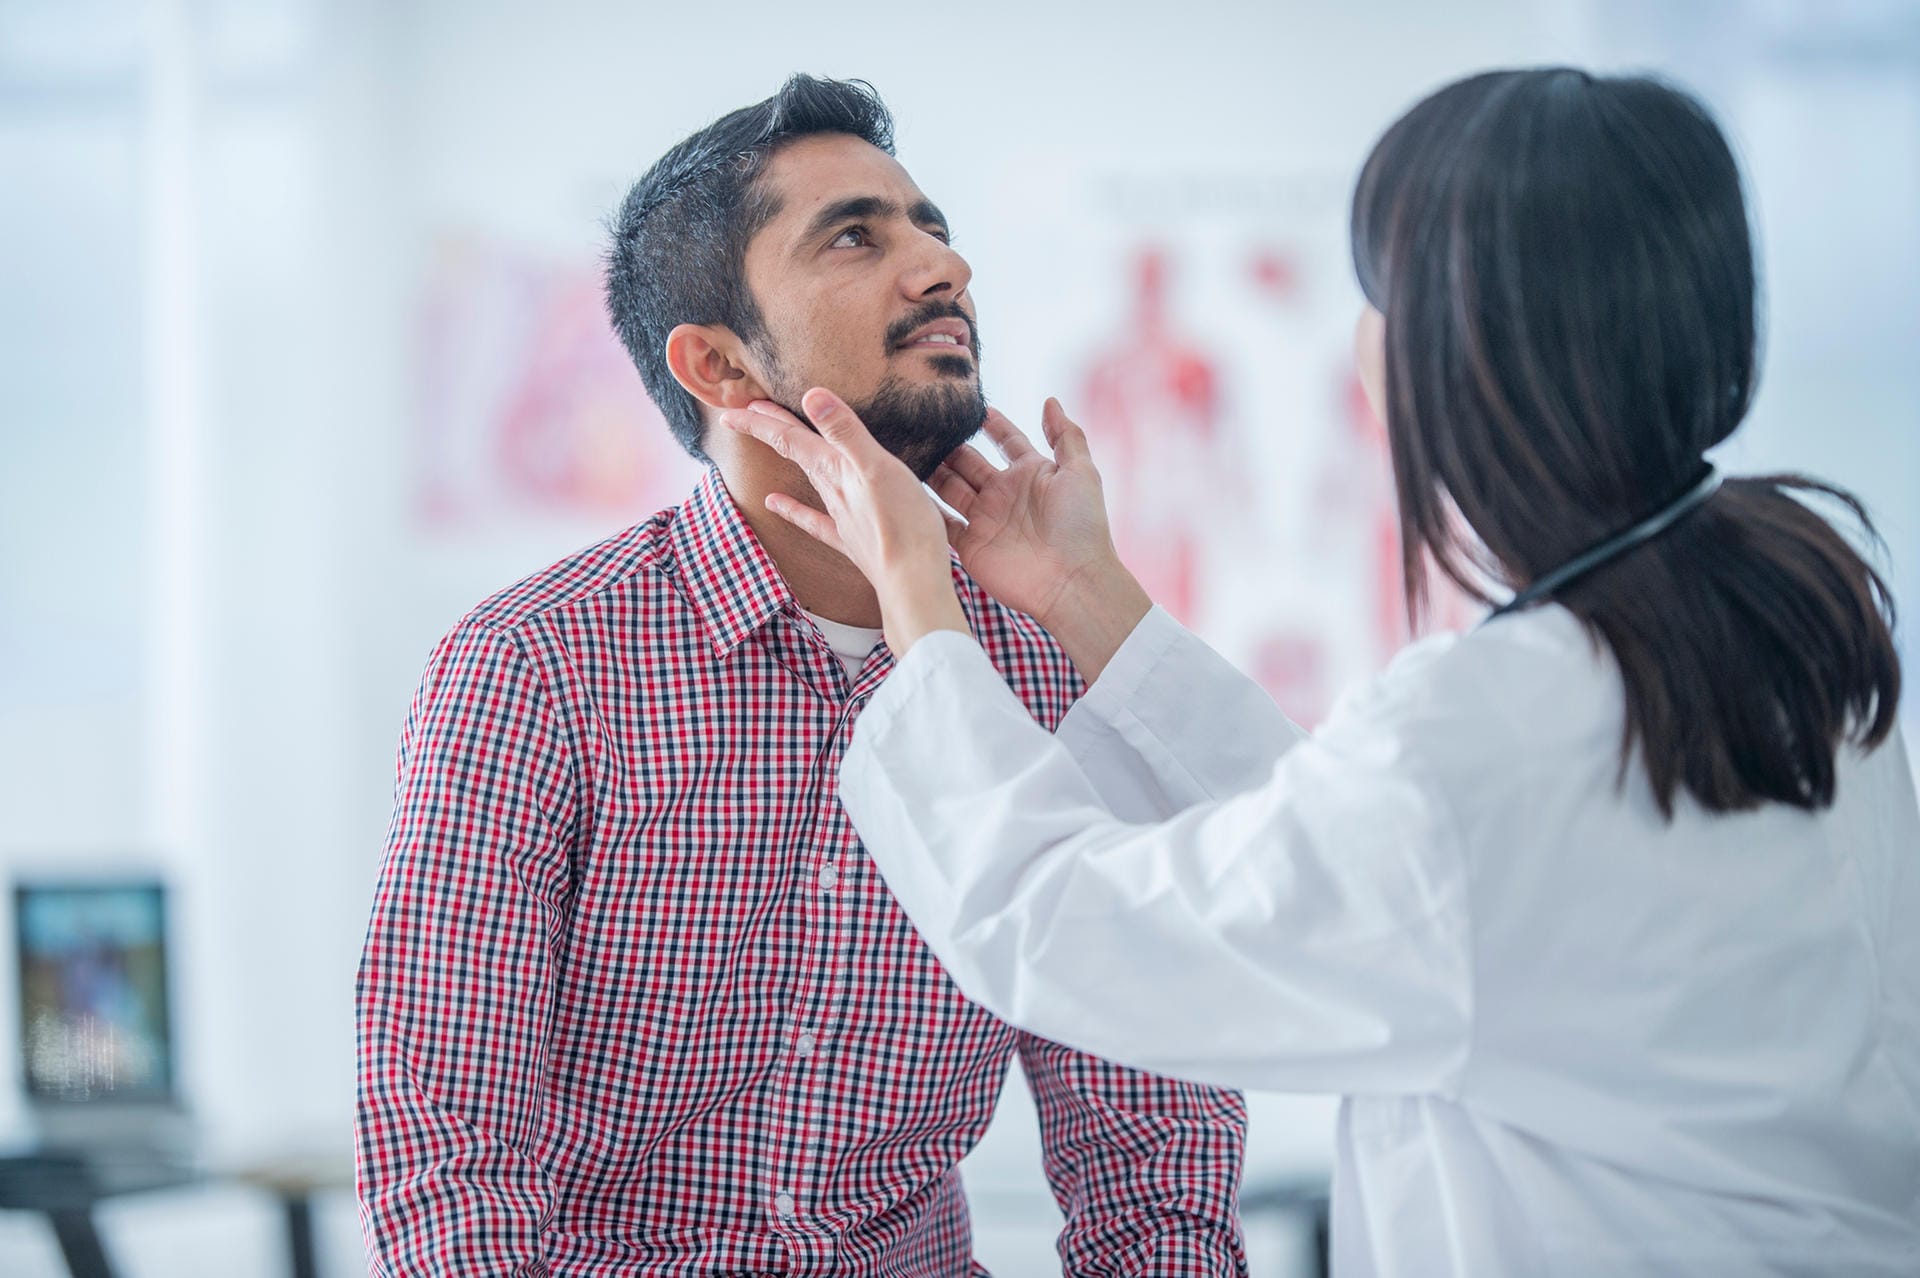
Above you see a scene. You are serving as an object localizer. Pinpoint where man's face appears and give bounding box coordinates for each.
[738,134,984,480]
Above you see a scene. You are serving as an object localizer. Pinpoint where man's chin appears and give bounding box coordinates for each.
[897,446,965,483]
[870,390,987,481]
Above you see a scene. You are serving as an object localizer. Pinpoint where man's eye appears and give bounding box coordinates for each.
[831,226,872,249]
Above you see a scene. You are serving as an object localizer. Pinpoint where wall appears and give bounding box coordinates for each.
[2,0,1914,1273]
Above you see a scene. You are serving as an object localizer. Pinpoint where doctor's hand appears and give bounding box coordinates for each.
[933,401,1152,683]
[720,389,967,657]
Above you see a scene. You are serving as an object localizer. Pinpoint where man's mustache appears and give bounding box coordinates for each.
[885,301,980,356]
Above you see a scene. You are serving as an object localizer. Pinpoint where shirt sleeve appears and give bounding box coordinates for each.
[1018,1031,1250,1277]
[1053,607,1308,821]
[355,620,579,1277]
[841,631,1471,1097]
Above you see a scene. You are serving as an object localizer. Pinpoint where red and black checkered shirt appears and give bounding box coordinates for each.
[355,470,1249,1276]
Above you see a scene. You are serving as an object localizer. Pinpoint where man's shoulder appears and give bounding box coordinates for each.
[954,572,1085,721]
[954,572,1062,655]
[461,506,682,639]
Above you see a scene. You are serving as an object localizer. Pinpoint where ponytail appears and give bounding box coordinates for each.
[1559,474,1899,816]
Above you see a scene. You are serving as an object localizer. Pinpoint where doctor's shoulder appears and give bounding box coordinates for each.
[1315,603,1622,788]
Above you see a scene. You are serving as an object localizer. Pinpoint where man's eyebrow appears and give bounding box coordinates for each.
[800,196,897,245]
[909,199,950,236]
[797,195,951,245]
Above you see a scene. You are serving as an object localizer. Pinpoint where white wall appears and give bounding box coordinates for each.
[2,0,1914,1273]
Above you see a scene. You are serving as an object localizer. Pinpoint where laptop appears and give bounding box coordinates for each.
[14,879,192,1156]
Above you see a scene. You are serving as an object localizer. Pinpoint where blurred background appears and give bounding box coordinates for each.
[1,0,1915,1273]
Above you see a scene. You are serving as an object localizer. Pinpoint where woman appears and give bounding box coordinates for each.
[722,70,1919,1275]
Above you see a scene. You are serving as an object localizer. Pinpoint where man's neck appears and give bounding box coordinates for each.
[713,456,885,630]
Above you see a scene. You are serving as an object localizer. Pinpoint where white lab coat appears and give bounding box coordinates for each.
[838,604,1920,1276]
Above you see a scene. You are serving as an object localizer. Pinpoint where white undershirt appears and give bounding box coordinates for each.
[800,608,884,682]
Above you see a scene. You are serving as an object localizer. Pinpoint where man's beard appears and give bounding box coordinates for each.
[758,304,987,481]
[840,374,987,481]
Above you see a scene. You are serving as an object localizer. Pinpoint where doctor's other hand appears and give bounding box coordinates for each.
[933,400,1152,682]
[719,390,967,656]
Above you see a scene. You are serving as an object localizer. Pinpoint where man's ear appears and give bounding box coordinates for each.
[664,323,772,411]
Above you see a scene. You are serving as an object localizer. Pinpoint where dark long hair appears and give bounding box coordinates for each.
[1351,68,1901,817]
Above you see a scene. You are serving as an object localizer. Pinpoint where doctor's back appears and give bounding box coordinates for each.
[1327,595,1920,1275]
[1311,69,1920,1275]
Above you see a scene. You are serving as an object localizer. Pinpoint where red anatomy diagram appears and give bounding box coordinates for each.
[1078,245,1474,724]
[414,236,699,530]
[1079,248,1223,627]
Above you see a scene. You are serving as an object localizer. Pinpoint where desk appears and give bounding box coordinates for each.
[0,1150,199,1278]
[0,1150,352,1278]
[229,1156,355,1278]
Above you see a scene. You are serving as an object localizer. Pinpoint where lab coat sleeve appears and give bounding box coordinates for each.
[843,630,1471,1097]
[1054,606,1308,821]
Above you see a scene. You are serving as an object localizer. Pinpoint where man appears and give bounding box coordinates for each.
[355,74,1250,1276]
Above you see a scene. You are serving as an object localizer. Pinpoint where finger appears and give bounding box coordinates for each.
[801,387,885,463]
[981,407,1038,462]
[942,443,999,490]
[765,492,847,556]
[722,407,840,477]
[943,513,969,548]
[1042,397,1094,465]
[930,466,977,517]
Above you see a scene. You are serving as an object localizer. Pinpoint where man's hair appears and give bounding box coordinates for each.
[605,75,896,460]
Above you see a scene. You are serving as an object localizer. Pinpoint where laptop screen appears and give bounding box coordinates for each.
[15,882,175,1104]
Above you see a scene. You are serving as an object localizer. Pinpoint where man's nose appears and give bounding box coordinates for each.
[901,232,972,301]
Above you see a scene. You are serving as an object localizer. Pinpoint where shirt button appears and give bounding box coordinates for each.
[796,1031,817,1057]
[818,864,839,890]
[774,1191,796,1218]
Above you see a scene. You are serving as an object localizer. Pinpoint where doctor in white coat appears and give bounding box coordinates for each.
[722,69,1920,1276]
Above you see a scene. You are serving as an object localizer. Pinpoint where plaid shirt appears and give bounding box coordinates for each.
[355,470,1249,1276]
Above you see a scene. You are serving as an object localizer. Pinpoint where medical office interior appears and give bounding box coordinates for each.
[2,0,1917,1273]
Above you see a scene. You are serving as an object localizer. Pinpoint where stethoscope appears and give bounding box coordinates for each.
[1484,466,1725,624]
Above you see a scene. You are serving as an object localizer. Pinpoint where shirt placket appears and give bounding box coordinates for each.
[760,630,866,1272]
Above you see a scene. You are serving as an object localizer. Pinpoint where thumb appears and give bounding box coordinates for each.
[801,387,876,457]
[1042,397,1094,466]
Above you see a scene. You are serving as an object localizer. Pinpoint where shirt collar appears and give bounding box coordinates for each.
[668,466,989,666]
[668,468,799,662]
